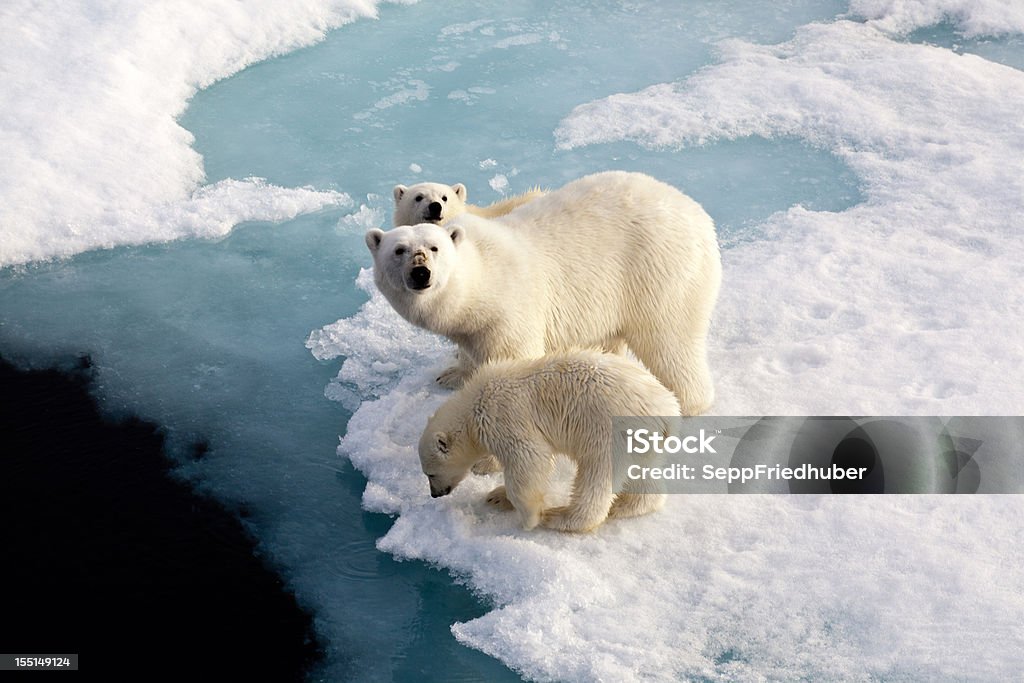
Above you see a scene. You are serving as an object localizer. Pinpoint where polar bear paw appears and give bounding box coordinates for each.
[484,485,514,510]
[472,455,503,475]
[541,506,599,533]
[540,506,573,530]
[436,364,467,389]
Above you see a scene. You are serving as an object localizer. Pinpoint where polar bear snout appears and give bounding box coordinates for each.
[429,483,453,498]
[408,265,432,290]
[427,201,443,221]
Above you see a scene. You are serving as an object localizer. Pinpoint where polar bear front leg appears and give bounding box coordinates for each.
[472,455,503,475]
[474,323,547,367]
[436,350,475,389]
[440,321,547,389]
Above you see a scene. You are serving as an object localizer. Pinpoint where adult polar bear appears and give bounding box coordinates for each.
[365,171,721,415]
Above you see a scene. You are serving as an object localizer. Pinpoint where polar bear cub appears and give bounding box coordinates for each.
[366,171,722,415]
[418,351,678,532]
[392,181,543,226]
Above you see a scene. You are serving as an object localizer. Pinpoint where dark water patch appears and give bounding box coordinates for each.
[0,215,522,682]
[0,356,324,681]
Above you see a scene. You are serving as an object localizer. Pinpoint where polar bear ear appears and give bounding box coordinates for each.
[393,185,408,203]
[435,432,450,457]
[452,183,467,202]
[448,226,463,246]
[365,228,385,253]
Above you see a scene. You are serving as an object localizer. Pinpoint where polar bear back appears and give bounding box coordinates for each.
[469,351,683,451]
[452,171,719,353]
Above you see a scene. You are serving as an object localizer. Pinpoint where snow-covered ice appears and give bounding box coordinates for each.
[2,0,1022,680]
[0,0,391,266]
[309,2,1024,680]
[314,275,1024,681]
[849,0,1024,37]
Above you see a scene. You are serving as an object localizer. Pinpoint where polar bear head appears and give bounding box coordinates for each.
[418,403,480,498]
[365,223,464,300]
[393,182,467,226]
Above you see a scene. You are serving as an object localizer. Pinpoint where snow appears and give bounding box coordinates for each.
[0,0,405,267]
[849,0,1024,37]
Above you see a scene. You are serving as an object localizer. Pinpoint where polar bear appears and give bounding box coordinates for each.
[418,351,678,532]
[392,181,544,226]
[366,171,721,415]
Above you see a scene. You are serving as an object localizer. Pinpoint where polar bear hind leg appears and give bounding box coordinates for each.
[607,492,666,519]
[633,330,714,416]
[492,440,555,530]
[626,287,717,415]
[608,472,667,519]
[541,456,615,533]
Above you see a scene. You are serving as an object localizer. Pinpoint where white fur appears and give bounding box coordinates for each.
[392,181,543,226]
[418,351,679,532]
[368,171,722,414]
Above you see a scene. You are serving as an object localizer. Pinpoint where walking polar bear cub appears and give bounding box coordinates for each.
[392,181,544,226]
[419,351,679,532]
[366,170,721,415]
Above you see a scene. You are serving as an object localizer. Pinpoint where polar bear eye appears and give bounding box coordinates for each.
[441,195,448,202]
[395,247,405,256]
[415,194,424,202]
[430,246,438,252]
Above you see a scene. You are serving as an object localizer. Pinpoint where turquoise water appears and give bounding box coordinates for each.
[906,22,1024,69]
[1,2,869,680]
[181,0,860,233]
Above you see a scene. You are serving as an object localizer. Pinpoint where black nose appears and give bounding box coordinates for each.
[410,266,431,288]
[430,486,451,498]
[427,201,442,219]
